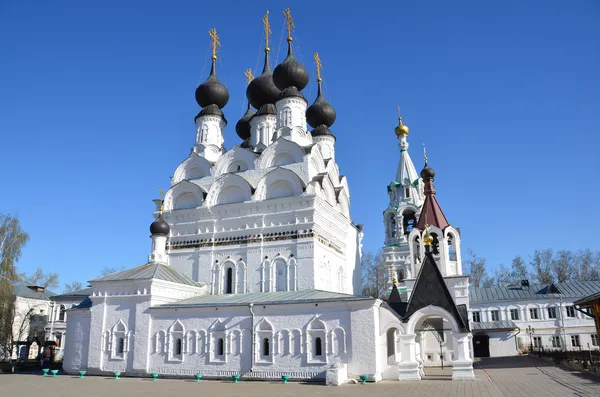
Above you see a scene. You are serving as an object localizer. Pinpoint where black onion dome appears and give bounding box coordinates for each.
[246,52,281,109]
[273,42,309,91]
[311,125,335,138]
[306,82,336,128]
[235,103,255,140]
[280,86,305,100]
[195,60,230,109]
[150,214,170,236]
[240,137,251,148]
[420,163,435,180]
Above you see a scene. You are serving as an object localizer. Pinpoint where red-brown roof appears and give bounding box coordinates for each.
[416,179,450,230]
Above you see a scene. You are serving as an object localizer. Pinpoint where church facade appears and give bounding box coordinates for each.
[62,10,475,383]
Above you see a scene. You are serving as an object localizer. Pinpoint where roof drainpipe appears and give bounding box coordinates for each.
[249,303,255,372]
[514,327,521,353]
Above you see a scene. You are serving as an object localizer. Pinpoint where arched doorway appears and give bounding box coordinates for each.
[473,334,490,358]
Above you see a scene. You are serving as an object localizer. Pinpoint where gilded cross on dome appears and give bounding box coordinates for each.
[283,8,295,42]
[209,28,220,61]
[314,52,322,83]
[262,10,272,51]
[244,68,254,85]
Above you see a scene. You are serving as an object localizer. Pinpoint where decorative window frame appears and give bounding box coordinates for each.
[167,320,185,363]
[255,318,274,364]
[109,320,128,361]
[306,317,327,364]
[209,321,227,363]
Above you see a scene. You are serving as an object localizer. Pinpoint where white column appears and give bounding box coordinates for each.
[451,332,475,380]
[148,235,167,265]
[397,333,421,381]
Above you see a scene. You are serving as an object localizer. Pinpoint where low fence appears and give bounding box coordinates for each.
[530,347,600,374]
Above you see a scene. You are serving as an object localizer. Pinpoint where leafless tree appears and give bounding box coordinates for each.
[19,267,59,290]
[63,281,84,293]
[361,250,387,297]
[463,249,488,288]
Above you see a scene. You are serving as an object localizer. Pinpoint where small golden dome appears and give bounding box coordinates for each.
[395,123,409,137]
[392,278,397,285]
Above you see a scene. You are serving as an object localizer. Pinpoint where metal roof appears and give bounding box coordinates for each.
[90,263,204,288]
[51,287,93,300]
[472,320,517,331]
[470,281,600,304]
[155,289,372,309]
[11,281,56,299]
[574,291,600,306]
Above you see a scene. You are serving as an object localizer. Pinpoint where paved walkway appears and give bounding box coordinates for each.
[0,356,598,397]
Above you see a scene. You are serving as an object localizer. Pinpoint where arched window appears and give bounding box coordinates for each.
[275,260,287,292]
[59,305,66,322]
[405,187,411,198]
[226,267,233,294]
[315,337,323,356]
[283,108,292,126]
[118,338,125,354]
[175,338,182,355]
[218,338,224,356]
[262,338,270,356]
[413,236,421,264]
[387,328,397,364]
[402,210,417,235]
[386,213,396,239]
[448,235,456,261]
[431,233,440,255]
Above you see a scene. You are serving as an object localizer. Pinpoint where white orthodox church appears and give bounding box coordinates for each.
[62,10,475,383]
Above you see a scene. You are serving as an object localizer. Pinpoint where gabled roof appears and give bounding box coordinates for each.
[90,263,204,288]
[470,281,600,304]
[11,281,56,299]
[401,251,469,332]
[155,289,372,308]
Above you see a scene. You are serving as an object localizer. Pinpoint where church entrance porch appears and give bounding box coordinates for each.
[398,305,474,381]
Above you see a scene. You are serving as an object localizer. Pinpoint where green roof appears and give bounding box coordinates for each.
[155,289,372,308]
[91,263,204,288]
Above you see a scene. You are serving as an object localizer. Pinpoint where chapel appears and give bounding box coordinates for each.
[62,9,475,383]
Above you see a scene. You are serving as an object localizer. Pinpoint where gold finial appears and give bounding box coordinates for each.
[423,144,428,163]
[262,10,272,52]
[423,224,433,246]
[209,28,220,61]
[157,188,166,213]
[314,52,323,83]
[283,8,295,42]
[244,68,254,85]
[392,278,397,285]
[394,105,409,137]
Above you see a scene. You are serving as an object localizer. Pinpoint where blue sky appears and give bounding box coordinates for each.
[1,1,599,291]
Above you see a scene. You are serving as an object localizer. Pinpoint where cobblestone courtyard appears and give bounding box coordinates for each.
[1,357,599,397]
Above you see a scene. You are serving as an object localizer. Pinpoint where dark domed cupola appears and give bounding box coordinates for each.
[306,52,336,137]
[195,29,229,110]
[236,69,256,140]
[150,214,170,236]
[273,8,309,93]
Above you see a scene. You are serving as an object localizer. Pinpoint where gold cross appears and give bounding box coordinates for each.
[209,28,220,61]
[244,68,254,85]
[397,105,403,124]
[158,188,166,200]
[262,10,271,51]
[423,144,428,163]
[283,8,295,41]
[314,52,322,83]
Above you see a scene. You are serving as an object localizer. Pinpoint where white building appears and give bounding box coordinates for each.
[469,281,600,357]
[62,11,475,383]
[7,281,55,361]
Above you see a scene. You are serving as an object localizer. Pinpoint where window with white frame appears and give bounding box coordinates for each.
[548,307,556,319]
[510,309,519,320]
[209,320,227,363]
[255,318,273,364]
[566,306,576,318]
[306,318,327,364]
[533,336,542,348]
[168,320,184,362]
[472,311,481,323]
[571,335,580,347]
[592,334,599,347]
[111,321,127,360]
[551,336,561,348]
[529,308,539,320]
[491,310,500,322]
